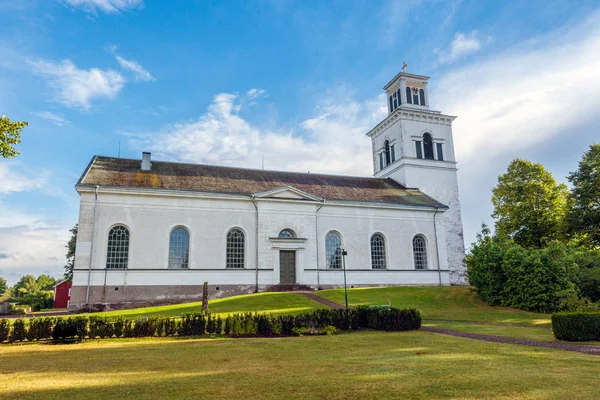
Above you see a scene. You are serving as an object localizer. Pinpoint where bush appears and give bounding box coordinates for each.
[52,317,88,342]
[114,318,125,338]
[0,319,10,342]
[27,317,55,341]
[552,312,600,341]
[132,317,158,337]
[180,313,206,336]
[466,232,582,312]
[89,317,115,339]
[11,319,27,342]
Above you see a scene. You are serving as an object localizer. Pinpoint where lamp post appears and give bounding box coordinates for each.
[341,249,348,310]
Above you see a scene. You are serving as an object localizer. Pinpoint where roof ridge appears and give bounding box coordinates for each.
[94,155,389,181]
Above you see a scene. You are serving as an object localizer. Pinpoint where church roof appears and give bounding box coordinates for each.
[77,156,446,209]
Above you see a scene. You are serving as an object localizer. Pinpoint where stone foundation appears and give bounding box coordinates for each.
[69,284,268,311]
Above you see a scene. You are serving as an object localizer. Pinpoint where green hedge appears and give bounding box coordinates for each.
[552,312,600,341]
[0,307,421,344]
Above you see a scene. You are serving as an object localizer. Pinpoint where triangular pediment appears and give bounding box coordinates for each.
[254,186,322,201]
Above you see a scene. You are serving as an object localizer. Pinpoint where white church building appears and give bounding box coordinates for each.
[70,70,466,309]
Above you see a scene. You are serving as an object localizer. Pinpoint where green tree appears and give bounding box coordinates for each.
[0,277,7,296]
[567,144,600,247]
[0,115,28,158]
[36,274,57,291]
[64,224,78,280]
[492,158,569,248]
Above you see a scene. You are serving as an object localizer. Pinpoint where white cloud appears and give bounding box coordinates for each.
[115,55,155,82]
[62,0,143,14]
[0,222,69,284]
[36,111,69,126]
[246,88,268,100]
[0,163,49,195]
[29,59,125,110]
[434,31,488,64]
[131,89,386,176]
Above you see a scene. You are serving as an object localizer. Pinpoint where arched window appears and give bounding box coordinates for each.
[371,233,386,270]
[169,227,189,269]
[278,229,296,239]
[419,89,425,106]
[106,225,129,269]
[325,231,342,269]
[423,133,434,160]
[384,140,391,166]
[226,228,245,269]
[413,234,428,270]
[406,87,412,104]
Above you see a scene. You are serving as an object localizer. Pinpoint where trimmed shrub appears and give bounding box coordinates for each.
[11,319,27,342]
[52,317,88,342]
[89,317,115,339]
[0,319,10,342]
[27,317,55,341]
[123,319,135,338]
[552,312,600,341]
[216,316,223,335]
[132,317,158,337]
[224,316,232,335]
[180,313,206,336]
[113,318,125,338]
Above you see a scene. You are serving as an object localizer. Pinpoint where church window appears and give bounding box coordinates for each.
[379,153,384,170]
[389,95,393,112]
[384,140,391,166]
[413,234,428,270]
[397,88,402,105]
[392,92,398,110]
[325,231,342,269]
[391,144,396,162]
[106,225,129,269]
[423,133,434,160]
[169,227,189,269]
[370,233,387,270]
[226,228,245,269]
[436,143,444,161]
[419,89,426,106]
[415,141,423,159]
[406,87,412,104]
[278,229,296,239]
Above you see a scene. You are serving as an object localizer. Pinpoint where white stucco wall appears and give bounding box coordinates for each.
[72,188,451,305]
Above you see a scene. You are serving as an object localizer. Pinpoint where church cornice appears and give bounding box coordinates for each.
[366,108,456,138]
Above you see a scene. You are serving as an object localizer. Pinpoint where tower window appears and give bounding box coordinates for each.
[419,89,426,106]
[415,141,423,159]
[406,87,412,104]
[384,140,391,166]
[423,133,434,160]
[379,153,384,170]
[397,88,402,106]
[436,143,444,161]
[389,96,393,113]
[392,92,398,110]
[391,144,396,162]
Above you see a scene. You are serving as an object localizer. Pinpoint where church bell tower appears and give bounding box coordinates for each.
[366,66,467,284]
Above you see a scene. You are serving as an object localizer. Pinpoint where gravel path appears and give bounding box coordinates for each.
[422,326,600,356]
[425,319,552,329]
[295,291,345,309]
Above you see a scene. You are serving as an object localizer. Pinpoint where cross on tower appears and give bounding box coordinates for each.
[402,62,407,73]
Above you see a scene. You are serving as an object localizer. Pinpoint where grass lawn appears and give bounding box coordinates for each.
[95,292,326,319]
[316,286,551,326]
[1,330,599,400]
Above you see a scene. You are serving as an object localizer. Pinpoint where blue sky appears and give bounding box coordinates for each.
[1,0,600,284]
